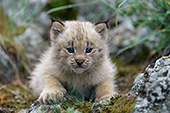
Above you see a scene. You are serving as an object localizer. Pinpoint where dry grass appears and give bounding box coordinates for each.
[0,7,30,89]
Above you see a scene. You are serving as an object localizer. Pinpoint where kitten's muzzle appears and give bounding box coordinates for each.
[75,59,85,66]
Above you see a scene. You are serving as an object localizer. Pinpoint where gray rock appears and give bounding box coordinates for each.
[14,28,43,50]
[0,45,14,81]
[131,55,170,113]
[13,27,48,67]
[27,102,62,113]
[108,19,135,54]
[0,45,9,67]
[32,12,51,40]
[73,0,119,21]
[18,109,29,113]
[131,73,145,94]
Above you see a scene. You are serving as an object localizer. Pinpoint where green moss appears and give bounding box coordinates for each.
[109,96,136,113]
[85,96,136,113]
[52,95,136,113]
[112,57,143,94]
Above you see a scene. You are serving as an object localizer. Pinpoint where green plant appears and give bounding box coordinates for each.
[115,0,170,57]
[2,0,42,27]
[67,107,81,113]
[0,7,28,84]
[0,0,43,86]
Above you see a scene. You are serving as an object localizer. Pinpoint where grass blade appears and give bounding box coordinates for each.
[46,1,97,14]
[115,31,161,57]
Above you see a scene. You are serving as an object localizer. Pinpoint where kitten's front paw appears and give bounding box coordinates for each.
[38,89,66,104]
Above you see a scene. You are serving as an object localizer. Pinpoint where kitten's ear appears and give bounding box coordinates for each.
[50,19,66,42]
[94,20,109,40]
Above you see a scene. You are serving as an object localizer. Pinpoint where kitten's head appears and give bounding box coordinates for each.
[50,20,109,74]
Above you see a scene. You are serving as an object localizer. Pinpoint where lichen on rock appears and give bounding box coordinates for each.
[131,55,170,113]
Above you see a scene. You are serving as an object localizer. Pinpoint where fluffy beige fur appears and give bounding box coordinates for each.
[29,20,117,103]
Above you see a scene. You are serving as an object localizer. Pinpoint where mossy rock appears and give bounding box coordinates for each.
[27,94,136,113]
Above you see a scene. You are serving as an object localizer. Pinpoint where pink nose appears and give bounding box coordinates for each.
[75,59,84,66]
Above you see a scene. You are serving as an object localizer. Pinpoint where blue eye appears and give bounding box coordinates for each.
[86,48,93,53]
[67,48,74,53]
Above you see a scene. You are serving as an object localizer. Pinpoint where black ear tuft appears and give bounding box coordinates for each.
[50,19,66,45]
[49,16,55,22]
[49,16,55,27]
[104,19,109,28]
[94,19,109,29]
[49,16,65,27]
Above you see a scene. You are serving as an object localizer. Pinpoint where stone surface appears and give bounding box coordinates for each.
[24,101,63,113]
[0,45,9,68]
[131,55,170,113]
[0,45,14,81]
[14,28,43,49]
[73,0,117,21]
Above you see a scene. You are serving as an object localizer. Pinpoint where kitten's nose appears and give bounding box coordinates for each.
[75,59,84,66]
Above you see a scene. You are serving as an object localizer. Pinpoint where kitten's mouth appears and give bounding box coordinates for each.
[72,66,86,74]
[76,65,84,68]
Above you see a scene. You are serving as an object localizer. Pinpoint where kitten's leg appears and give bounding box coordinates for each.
[91,79,117,109]
[95,78,117,102]
[38,75,66,104]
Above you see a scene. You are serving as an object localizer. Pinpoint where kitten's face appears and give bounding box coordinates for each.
[65,41,95,74]
[50,20,108,74]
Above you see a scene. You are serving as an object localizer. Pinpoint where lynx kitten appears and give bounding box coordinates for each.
[29,19,117,103]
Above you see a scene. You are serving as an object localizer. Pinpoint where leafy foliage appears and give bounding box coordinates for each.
[0,0,44,81]
[0,7,30,83]
[116,0,170,56]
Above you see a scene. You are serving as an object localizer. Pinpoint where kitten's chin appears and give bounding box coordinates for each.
[72,67,86,74]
